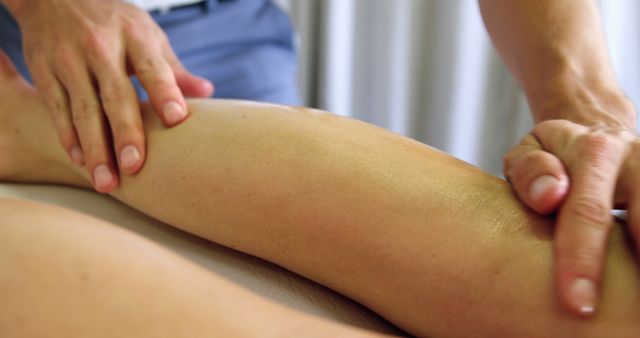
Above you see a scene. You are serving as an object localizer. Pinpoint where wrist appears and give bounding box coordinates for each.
[527,72,636,131]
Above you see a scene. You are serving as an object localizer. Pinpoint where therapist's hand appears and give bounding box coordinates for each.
[4,0,214,193]
[503,92,638,316]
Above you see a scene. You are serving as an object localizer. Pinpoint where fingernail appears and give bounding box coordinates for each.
[530,175,559,202]
[557,175,569,191]
[94,164,114,190]
[569,278,597,315]
[163,101,186,125]
[120,145,141,169]
[70,145,84,165]
[201,80,214,93]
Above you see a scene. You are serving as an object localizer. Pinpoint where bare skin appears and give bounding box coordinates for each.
[1,54,640,337]
[2,0,635,316]
[480,0,639,315]
[0,198,382,338]
[2,0,214,192]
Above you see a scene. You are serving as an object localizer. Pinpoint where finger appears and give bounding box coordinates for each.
[127,36,187,127]
[175,68,215,98]
[96,74,145,175]
[613,140,640,208]
[542,132,626,316]
[56,58,119,193]
[164,44,214,98]
[620,143,640,247]
[85,36,146,175]
[504,134,569,214]
[165,47,214,98]
[30,66,84,165]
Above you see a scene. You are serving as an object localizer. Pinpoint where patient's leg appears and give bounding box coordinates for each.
[1,56,639,337]
[0,198,381,338]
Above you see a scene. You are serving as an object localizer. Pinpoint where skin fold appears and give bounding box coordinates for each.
[1,62,640,337]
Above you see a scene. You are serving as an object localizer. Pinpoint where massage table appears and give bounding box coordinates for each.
[0,182,407,336]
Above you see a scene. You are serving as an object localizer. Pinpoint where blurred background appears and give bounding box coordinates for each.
[275,0,640,175]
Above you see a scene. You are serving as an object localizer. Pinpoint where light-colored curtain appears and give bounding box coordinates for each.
[276,0,640,175]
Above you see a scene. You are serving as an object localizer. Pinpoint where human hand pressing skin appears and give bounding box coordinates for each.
[478,0,640,316]
[2,0,214,192]
[504,93,638,315]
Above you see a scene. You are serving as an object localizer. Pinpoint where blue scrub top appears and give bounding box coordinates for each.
[0,0,300,105]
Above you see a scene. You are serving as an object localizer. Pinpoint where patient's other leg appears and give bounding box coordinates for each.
[1,53,640,337]
[0,198,383,338]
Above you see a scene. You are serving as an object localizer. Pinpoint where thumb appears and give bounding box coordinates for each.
[504,134,570,214]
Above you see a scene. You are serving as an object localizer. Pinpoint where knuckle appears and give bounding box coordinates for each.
[123,11,157,38]
[149,75,175,91]
[578,133,618,161]
[83,145,108,164]
[54,46,78,71]
[504,149,554,180]
[35,80,60,101]
[553,119,575,129]
[111,118,143,139]
[535,119,566,132]
[99,81,127,108]
[49,107,71,127]
[520,150,551,166]
[77,135,106,157]
[36,84,67,112]
[533,120,577,140]
[83,28,108,52]
[71,98,101,125]
[56,128,77,148]
[48,96,68,114]
[135,56,162,79]
[565,245,603,272]
[123,22,145,42]
[581,132,611,149]
[566,197,612,230]
[580,132,618,156]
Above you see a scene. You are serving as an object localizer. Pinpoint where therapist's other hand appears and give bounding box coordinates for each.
[6,0,214,193]
[503,94,638,316]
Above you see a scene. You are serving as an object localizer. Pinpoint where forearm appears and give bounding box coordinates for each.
[479,0,634,126]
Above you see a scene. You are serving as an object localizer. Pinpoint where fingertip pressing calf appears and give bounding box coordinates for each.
[119,144,142,172]
[529,174,569,212]
[163,101,187,125]
[92,164,118,193]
